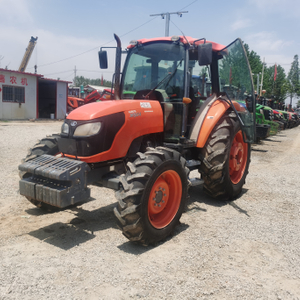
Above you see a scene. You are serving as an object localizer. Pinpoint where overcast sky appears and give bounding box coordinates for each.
[1,0,300,89]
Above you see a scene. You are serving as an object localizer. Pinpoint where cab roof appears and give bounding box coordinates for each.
[127,36,225,52]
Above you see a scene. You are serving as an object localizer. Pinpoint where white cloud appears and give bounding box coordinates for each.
[245,31,294,74]
[0,0,33,24]
[0,24,111,80]
[231,18,253,31]
[245,31,292,52]
[248,0,300,17]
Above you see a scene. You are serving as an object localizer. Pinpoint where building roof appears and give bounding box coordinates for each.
[0,68,71,84]
[0,68,43,77]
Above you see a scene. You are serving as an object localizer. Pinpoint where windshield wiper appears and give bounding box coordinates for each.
[144,59,183,99]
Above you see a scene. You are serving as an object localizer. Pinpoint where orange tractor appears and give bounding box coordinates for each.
[19,34,255,245]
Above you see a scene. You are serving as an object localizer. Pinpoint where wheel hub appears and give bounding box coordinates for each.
[150,178,169,214]
[154,189,164,203]
[230,142,244,171]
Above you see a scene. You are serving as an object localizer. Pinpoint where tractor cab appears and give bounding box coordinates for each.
[100,35,255,144]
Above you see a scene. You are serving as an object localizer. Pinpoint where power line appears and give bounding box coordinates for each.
[43,69,73,76]
[150,11,188,36]
[34,17,158,69]
[170,19,186,36]
[77,69,113,73]
[179,0,198,11]
[119,17,158,38]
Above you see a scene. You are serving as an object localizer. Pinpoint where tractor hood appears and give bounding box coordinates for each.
[67,99,161,121]
[61,99,164,163]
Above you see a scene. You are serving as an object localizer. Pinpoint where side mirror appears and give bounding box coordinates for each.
[98,50,108,69]
[198,43,212,66]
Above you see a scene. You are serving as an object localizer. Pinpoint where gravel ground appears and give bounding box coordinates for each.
[0,120,299,300]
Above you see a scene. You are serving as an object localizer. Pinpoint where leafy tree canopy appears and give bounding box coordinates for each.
[243,42,288,103]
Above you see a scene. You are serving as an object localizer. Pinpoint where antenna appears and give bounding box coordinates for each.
[150,11,188,36]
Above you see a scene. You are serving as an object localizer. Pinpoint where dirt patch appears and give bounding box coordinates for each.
[0,121,299,300]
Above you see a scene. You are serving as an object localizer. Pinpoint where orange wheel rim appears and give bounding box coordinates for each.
[148,170,182,229]
[229,130,248,184]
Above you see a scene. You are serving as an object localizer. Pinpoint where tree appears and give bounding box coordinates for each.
[243,43,263,93]
[73,76,112,87]
[286,55,300,109]
[244,43,288,104]
[262,64,287,103]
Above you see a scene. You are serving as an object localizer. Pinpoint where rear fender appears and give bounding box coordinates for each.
[189,96,245,148]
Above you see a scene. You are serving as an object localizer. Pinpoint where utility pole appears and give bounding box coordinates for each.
[150,11,188,37]
[259,58,265,97]
[74,66,77,86]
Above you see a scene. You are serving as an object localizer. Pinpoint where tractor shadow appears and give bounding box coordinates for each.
[117,223,190,255]
[28,198,119,251]
[251,147,268,153]
[263,138,282,142]
[26,185,250,252]
[187,184,250,217]
[27,198,190,254]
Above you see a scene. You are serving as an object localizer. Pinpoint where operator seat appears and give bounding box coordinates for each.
[134,89,164,102]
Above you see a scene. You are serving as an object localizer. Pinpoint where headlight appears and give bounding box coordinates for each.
[61,122,69,135]
[73,122,101,137]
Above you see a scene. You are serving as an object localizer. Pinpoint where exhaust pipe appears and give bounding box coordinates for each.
[114,34,121,100]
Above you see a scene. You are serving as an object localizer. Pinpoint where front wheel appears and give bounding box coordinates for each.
[114,147,189,245]
[199,111,251,199]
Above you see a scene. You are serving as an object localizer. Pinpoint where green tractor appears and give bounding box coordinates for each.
[256,104,279,136]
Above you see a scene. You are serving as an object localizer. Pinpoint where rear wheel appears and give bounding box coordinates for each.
[199,111,250,199]
[20,134,61,212]
[114,147,189,245]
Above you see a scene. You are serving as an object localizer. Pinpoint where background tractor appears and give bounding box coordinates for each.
[19,34,255,245]
[255,103,279,135]
[67,88,114,112]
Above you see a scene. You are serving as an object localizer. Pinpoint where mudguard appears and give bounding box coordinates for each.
[189,94,245,148]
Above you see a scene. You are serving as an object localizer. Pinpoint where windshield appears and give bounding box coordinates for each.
[218,39,255,142]
[218,39,254,112]
[121,42,185,101]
